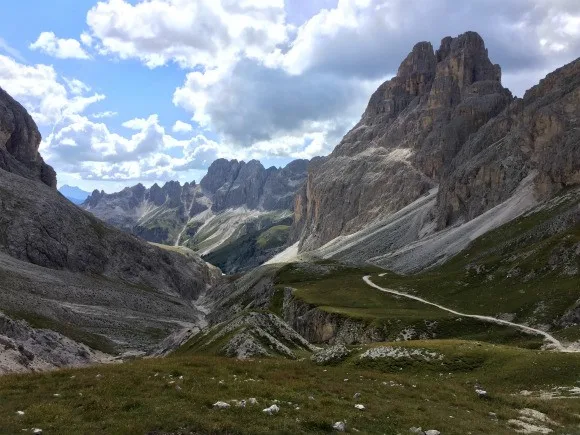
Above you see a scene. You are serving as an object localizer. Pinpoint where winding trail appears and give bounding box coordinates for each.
[363,274,571,352]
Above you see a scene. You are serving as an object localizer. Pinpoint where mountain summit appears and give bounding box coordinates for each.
[0,87,56,188]
[293,31,579,257]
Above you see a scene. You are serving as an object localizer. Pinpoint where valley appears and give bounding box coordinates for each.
[1,27,579,435]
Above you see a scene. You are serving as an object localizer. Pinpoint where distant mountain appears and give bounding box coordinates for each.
[82,158,309,273]
[59,185,90,204]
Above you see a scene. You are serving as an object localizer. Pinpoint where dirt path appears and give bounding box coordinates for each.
[363,274,571,351]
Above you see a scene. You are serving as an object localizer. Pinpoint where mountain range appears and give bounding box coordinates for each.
[59,185,90,204]
[81,158,309,273]
[0,30,580,434]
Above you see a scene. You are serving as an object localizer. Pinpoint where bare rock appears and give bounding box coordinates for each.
[0,87,56,188]
[294,31,512,251]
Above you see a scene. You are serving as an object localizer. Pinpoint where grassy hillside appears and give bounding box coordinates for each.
[276,193,580,345]
[372,194,580,341]
[1,340,579,434]
[257,225,290,250]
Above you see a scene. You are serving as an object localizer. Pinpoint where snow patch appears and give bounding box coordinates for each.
[265,242,299,265]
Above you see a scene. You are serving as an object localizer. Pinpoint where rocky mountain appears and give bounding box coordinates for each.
[293,32,580,268]
[0,312,111,374]
[0,87,56,188]
[83,158,308,273]
[0,87,221,366]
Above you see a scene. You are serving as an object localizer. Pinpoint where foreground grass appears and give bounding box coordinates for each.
[1,340,579,434]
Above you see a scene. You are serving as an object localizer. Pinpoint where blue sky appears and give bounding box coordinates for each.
[1,0,579,193]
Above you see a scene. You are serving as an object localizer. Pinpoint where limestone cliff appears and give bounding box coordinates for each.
[83,158,308,272]
[0,87,56,188]
[294,32,513,251]
[437,57,580,227]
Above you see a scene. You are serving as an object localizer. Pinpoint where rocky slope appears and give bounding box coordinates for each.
[0,87,56,188]
[0,88,221,366]
[83,158,308,273]
[294,32,513,251]
[295,32,580,261]
[293,31,580,261]
[437,56,580,228]
[0,312,110,374]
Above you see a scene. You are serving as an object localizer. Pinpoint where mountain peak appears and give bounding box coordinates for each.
[0,87,56,188]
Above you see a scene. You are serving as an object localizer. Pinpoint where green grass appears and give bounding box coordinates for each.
[276,193,580,345]
[1,340,579,434]
[274,262,546,346]
[370,205,580,340]
[257,225,290,250]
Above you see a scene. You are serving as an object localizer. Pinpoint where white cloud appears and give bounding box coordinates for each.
[86,0,288,69]
[30,32,90,60]
[0,54,103,125]
[0,37,25,62]
[172,120,193,133]
[42,110,233,182]
[91,110,118,119]
[80,32,93,47]
[64,78,91,95]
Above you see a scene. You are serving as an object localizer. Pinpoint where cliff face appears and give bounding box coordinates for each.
[0,87,222,357]
[437,57,580,227]
[200,158,309,212]
[84,181,207,242]
[294,32,513,251]
[83,159,308,272]
[0,87,56,188]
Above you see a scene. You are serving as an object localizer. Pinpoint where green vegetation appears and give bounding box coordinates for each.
[371,199,580,340]
[1,340,579,434]
[149,242,200,259]
[273,262,545,347]
[277,193,580,344]
[257,225,290,250]
[201,214,293,273]
[134,209,183,245]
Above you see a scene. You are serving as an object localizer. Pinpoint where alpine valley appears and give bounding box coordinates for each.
[1,31,580,435]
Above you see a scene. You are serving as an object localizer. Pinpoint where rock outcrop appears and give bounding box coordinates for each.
[437,56,580,227]
[200,158,309,212]
[84,181,206,243]
[184,311,315,360]
[0,87,56,188]
[0,312,110,374]
[294,32,513,251]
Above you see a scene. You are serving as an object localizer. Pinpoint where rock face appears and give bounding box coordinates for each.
[200,158,309,212]
[0,87,56,188]
[83,158,308,272]
[0,169,217,300]
[437,56,580,227]
[0,88,221,359]
[294,32,513,251]
[84,181,206,243]
[0,312,109,374]
[295,32,580,256]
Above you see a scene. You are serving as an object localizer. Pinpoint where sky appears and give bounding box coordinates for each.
[0,0,579,193]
